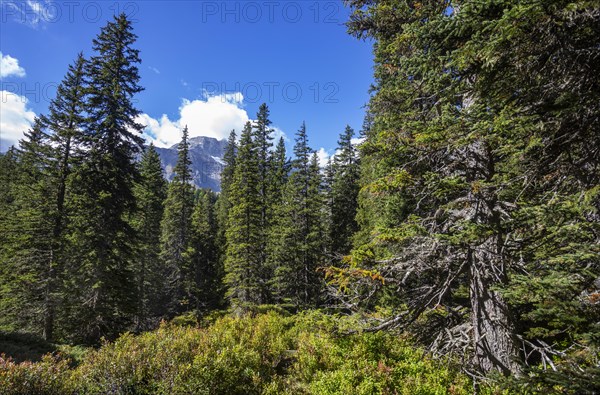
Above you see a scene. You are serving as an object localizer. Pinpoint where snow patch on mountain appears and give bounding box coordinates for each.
[153,136,228,191]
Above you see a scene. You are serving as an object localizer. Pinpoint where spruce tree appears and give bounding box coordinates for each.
[0,54,87,340]
[0,150,18,301]
[344,0,600,377]
[329,125,360,256]
[269,137,289,209]
[453,0,600,380]
[345,0,523,374]
[39,53,87,341]
[253,103,275,215]
[66,13,144,343]
[215,130,237,270]
[252,104,275,302]
[269,123,325,308]
[160,126,195,316]
[0,121,54,334]
[263,137,289,295]
[189,189,221,311]
[0,148,18,248]
[224,122,263,311]
[306,152,326,304]
[132,144,167,329]
[322,157,335,259]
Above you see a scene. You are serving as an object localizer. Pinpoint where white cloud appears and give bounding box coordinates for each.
[351,137,365,146]
[314,138,362,168]
[6,0,56,28]
[271,126,289,144]
[316,147,331,168]
[0,91,36,150]
[148,66,160,74]
[0,52,26,78]
[27,0,43,17]
[138,93,257,148]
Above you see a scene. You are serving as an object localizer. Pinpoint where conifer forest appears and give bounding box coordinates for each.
[0,1,599,394]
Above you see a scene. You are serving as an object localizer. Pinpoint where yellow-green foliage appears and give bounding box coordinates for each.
[0,354,73,395]
[0,312,489,394]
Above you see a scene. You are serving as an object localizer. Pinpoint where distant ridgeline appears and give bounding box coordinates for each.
[152,136,228,191]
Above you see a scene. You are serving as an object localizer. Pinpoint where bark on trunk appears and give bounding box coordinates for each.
[464,141,521,375]
[469,246,521,375]
[42,250,55,342]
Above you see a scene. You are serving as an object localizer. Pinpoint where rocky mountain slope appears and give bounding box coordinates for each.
[154,136,227,191]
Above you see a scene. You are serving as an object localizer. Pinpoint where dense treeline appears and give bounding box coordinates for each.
[1,1,599,391]
[0,14,359,345]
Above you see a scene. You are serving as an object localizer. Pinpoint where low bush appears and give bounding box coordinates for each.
[1,311,491,394]
[0,354,73,395]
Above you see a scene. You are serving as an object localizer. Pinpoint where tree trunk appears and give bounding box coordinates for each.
[42,249,55,342]
[469,245,521,375]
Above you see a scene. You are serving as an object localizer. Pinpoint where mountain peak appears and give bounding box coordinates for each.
[156,135,228,191]
[169,135,226,150]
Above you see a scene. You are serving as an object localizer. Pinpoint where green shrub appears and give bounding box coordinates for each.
[291,322,474,395]
[0,311,489,394]
[0,354,73,395]
[171,311,200,327]
[174,313,296,394]
[73,324,204,394]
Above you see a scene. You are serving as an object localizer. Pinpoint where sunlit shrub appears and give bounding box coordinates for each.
[0,354,73,395]
[1,311,488,394]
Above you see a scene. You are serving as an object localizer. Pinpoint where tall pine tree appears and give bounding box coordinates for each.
[132,144,167,329]
[189,189,221,311]
[215,130,237,274]
[328,125,360,257]
[66,13,144,343]
[268,137,289,211]
[39,53,87,341]
[0,121,55,335]
[344,0,600,378]
[160,126,195,316]
[0,54,86,340]
[224,122,263,311]
[252,104,275,303]
[269,123,325,308]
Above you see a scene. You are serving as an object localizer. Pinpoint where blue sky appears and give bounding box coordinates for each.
[0,0,373,161]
